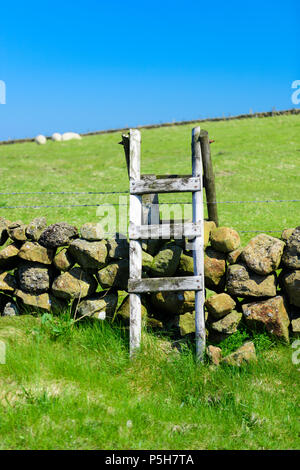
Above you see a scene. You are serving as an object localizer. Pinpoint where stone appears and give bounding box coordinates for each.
[281,226,300,269]
[18,241,54,265]
[2,302,19,317]
[151,290,195,315]
[53,248,74,271]
[210,227,240,253]
[77,292,118,320]
[241,234,285,275]
[177,254,194,275]
[26,217,47,241]
[204,248,226,290]
[227,248,243,265]
[281,228,295,242]
[281,270,300,307]
[97,259,129,290]
[210,310,242,335]
[0,271,17,292]
[17,263,51,294]
[51,267,97,300]
[39,222,78,248]
[0,243,19,269]
[0,217,9,245]
[178,312,195,336]
[242,296,290,343]
[52,132,62,141]
[226,263,277,298]
[69,239,107,269]
[204,220,216,247]
[206,345,222,365]
[142,239,163,257]
[8,221,27,242]
[221,342,257,366]
[107,236,129,259]
[205,293,236,319]
[146,317,164,329]
[15,290,64,312]
[61,132,82,141]
[142,250,153,273]
[117,295,148,324]
[291,317,300,337]
[35,134,47,145]
[80,223,104,241]
[150,243,182,277]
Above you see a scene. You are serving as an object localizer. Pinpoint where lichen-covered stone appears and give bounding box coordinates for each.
[178,312,195,336]
[77,292,118,320]
[0,243,19,269]
[242,296,290,343]
[227,248,243,265]
[281,226,300,269]
[18,241,54,265]
[177,254,194,275]
[0,271,17,292]
[15,289,65,312]
[142,250,153,273]
[205,293,236,319]
[210,227,240,253]
[204,248,226,290]
[281,228,295,242]
[52,267,97,299]
[53,247,75,271]
[8,221,27,242]
[210,310,242,335]
[206,345,222,365]
[281,270,300,307]
[241,234,285,275]
[107,236,129,259]
[39,222,78,248]
[69,239,107,269]
[26,217,47,241]
[151,290,195,315]
[226,263,276,297]
[0,217,10,245]
[221,342,257,366]
[150,243,182,277]
[204,220,216,247]
[17,263,51,294]
[2,302,19,317]
[291,317,300,337]
[116,295,148,324]
[97,259,129,290]
[80,223,104,241]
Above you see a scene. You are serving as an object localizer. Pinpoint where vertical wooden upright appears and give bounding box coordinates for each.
[192,127,206,360]
[128,129,142,355]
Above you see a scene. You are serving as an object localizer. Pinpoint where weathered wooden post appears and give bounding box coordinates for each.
[200,130,219,226]
[192,127,206,361]
[128,129,142,355]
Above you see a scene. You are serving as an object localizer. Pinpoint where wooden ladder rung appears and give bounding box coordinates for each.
[129,222,201,240]
[130,176,201,194]
[128,276,203,293]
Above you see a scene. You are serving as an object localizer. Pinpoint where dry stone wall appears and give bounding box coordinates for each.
[0,216,299,345]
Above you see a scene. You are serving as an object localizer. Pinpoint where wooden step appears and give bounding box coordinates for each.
[129,222,201,240]
[128,276,202,293]
[130,176,201,195]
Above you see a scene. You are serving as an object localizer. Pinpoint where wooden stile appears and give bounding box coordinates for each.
[123,126,206,361]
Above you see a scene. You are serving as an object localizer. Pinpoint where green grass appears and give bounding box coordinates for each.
[0,113,299,244]
[0,114,300,450]
[0,315,299,450]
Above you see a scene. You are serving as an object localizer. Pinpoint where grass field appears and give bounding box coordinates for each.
[0,113,299,244]
[0,114,299,450]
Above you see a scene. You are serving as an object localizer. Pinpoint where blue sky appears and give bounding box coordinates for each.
[0,0,299,140]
